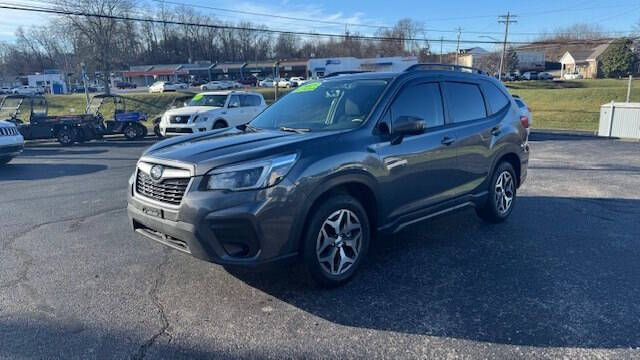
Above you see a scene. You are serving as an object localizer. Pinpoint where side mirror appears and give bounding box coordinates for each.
[391,116,425,144]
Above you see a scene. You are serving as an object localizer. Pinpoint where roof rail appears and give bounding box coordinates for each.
[323,70,372,78]
[405,63,488,75]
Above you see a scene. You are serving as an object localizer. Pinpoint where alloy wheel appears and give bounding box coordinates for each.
[495,171,515,214]
[316,209,362,276]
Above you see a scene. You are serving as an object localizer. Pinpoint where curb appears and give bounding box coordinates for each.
[530,128,598,137]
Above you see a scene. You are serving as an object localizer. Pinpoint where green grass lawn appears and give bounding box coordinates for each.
[507,79,640,131]
[2,80,638,131]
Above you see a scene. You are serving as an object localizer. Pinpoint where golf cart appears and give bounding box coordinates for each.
[87,94,148,140]
[0,94,102,146]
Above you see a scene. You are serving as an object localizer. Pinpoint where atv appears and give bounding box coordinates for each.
[87,94,148,140]
[0,94,103,146]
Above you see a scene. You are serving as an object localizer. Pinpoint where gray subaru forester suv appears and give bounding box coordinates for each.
[128,64,530,287]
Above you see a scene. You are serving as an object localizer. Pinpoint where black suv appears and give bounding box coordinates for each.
[127,64,530,286]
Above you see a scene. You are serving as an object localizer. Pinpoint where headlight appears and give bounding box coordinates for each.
[193,116,207,123]
[206,154,297,191]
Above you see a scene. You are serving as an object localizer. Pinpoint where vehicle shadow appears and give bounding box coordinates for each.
[20,148,109,156]
[0,163,107,180]
[227,196,640,348]
[0,316,244,359]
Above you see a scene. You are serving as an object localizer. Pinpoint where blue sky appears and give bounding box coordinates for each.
[1,0,639,51]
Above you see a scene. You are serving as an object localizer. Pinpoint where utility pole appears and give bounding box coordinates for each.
[81,62,89,110]
[440,36,444,63]
[455,27,462,65]
[498,12,517,81]
[626,75,633,102]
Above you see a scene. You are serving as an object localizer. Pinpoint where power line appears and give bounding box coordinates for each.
[0,3,634,47]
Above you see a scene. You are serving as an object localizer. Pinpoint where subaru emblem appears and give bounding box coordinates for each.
[150,164,164,181]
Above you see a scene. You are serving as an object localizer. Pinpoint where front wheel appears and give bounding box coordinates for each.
[476,162,517,223]
[302,195,370,287]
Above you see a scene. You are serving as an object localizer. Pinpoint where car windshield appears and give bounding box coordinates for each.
[188,94,227,107]
[250,79,387,131]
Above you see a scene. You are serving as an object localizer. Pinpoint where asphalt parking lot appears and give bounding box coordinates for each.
[1,133,639,359]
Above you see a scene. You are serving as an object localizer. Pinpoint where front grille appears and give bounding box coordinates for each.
[135,170,190,206]
[169,115,190,124]
[0,127,18,136]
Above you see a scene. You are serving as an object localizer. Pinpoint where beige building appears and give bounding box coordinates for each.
[559,43,611,79]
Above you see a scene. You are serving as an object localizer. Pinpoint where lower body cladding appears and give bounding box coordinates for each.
[127,176,304,266]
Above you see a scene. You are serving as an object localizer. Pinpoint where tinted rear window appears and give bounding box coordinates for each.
[483,83,510,114]
[444,82,487,123]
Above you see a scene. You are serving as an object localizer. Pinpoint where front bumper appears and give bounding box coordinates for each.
[0,135,24,157]
[160,122,209,136]
[127,175,303,266]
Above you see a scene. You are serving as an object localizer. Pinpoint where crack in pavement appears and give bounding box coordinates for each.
[0,206,126,314]
[131,249,172,360]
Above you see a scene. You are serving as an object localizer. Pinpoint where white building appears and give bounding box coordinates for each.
[515,51,545,71]
[307,56,418,78]
[27,70,68,94]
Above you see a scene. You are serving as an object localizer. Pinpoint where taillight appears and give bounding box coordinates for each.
[520,116,530,128]
[527,107,531,113]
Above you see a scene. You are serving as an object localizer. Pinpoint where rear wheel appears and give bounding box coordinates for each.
[476,162,517,223]
[57,128,76,146]
[123,124,138,140]
[302,195,370,287]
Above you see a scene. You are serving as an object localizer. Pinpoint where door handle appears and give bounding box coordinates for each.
[491,126,502,136]
[441,136,456,146]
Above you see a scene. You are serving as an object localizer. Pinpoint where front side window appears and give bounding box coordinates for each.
[444,82,487,123]
[390,82,444,129]
[250,79,388,131]
[228,95,241,108]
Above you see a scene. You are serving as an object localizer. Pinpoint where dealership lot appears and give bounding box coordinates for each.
[1,134,639,359]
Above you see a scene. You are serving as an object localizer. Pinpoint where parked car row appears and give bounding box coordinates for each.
[500,71,554,81]
[200,80,242,91]
[0,85,46,95]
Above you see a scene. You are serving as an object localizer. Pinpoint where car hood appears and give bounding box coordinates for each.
[0,120,16,128]
[164,106,222,116]
[143,127,339,175]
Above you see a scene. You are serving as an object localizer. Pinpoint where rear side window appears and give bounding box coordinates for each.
[444,82,487,123]
[391,82,444,128]
[241,95,261,107]
[483,83,510,113]
[514,99,526,108]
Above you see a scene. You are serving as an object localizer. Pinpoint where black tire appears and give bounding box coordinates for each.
[302,195,370,287]
[213,120,227,129]
[0,157,12,165]
[133,123,147,139]
[476,161,517,223]
[123,124,138,140]
[57,128,76,146]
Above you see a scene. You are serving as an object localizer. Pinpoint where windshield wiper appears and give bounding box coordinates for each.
[279,126,311,134]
